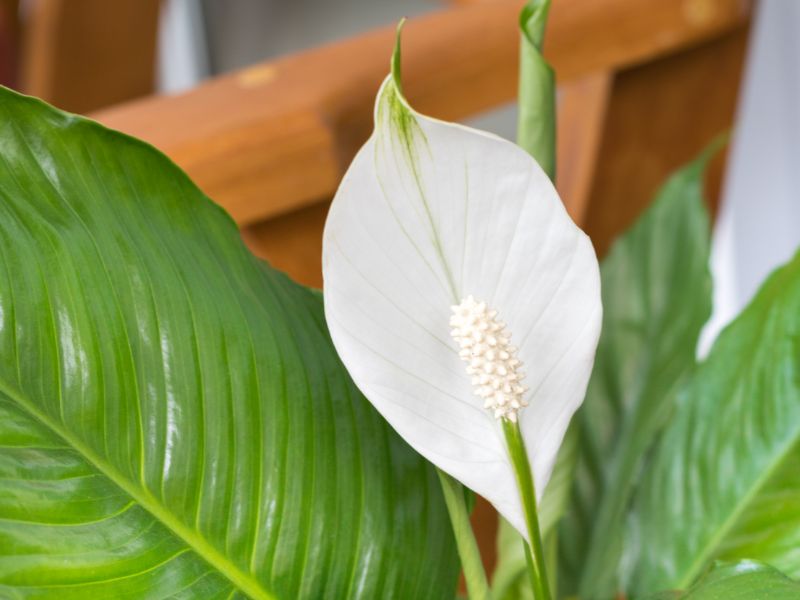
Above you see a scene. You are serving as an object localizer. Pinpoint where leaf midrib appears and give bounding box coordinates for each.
[673,269,800,589]
[0,378,275,600]
[676,427,800,589]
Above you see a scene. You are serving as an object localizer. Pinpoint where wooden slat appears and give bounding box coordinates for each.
[583,27,749,258]
[0,0,18,87]
[240,70,615,290]
[241,202,329,289]
[557,71,614,224]
[94,0,751,226]
[20,0,161,113]
[546,0,750,82]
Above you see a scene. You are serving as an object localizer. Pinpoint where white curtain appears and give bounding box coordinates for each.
[699,0,800,355]
[157,0,209,94]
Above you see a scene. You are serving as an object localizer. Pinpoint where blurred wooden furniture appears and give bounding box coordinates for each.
[83,0,750,573]
[15,0,160,113]
[92,0,751,270]
[0,0,18,86]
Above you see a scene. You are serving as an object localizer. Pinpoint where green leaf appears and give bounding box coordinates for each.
[625,244,800,594]
[642,561,800,599]
[0,88,459,598]
[518,0,556,179]
[560,147,716,597]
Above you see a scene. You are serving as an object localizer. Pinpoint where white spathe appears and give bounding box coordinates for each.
[322,75,601,538]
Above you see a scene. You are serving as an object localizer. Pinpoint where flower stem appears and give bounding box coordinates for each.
[502,419,552,600]
[436,468,492,600]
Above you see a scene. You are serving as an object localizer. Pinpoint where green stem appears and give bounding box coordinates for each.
[436,468,492,600]
[515,3,556,596]
[502,420,552,600]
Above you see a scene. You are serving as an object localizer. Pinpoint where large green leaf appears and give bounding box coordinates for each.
[643,561,800,600]
[0,88,459,598]
[625,246,800,594]
[559,149,715,597]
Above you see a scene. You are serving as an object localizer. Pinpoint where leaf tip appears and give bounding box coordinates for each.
[392,18,407,94]
[520,0,552,48]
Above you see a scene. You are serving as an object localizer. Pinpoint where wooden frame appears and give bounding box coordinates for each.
[20,0,161,113]
[93,0,751,229]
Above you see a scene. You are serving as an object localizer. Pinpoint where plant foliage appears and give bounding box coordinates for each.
[0,87,459,599]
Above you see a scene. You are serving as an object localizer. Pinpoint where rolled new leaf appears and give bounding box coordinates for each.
[518,0,556,180]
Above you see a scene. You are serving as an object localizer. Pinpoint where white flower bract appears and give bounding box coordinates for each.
[322,74,602,540]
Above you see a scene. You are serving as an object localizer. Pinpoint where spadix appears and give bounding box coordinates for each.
[450,296,528,423]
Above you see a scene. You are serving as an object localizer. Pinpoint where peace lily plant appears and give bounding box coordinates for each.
[322,19,601,599]
[2,0,800,598]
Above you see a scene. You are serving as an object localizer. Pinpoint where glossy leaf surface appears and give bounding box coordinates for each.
[643,561,800,600]
[626,246,800,593]
[560,150,714,597]
[0,88,459,599]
